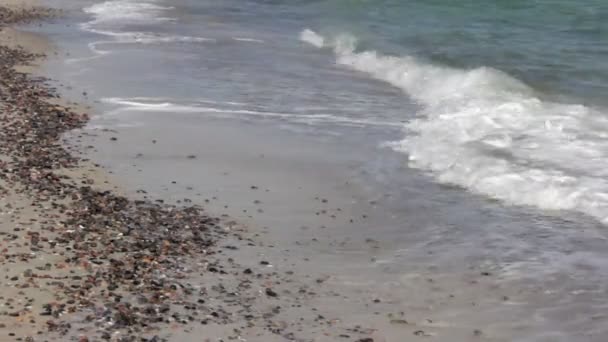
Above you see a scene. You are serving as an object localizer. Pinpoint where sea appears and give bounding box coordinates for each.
[28,0,608,340]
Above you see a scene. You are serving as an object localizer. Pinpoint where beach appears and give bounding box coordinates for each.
[1,1,608,342]
[0,3,442,342]
[0,3,516,342]
[0,3,336,341]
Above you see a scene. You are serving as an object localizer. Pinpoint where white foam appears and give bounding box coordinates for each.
[76,0,215,60]
[103,98,203,113]
[232,38,265,43]
[300,29,325,48]
[302,29,608,223]
[121,97,249,107]
[78,0,264,62]
[84,0,174,24]
[76,26,213,61]
[83,25,214,44]
[101,97,401,128]
[136,35,215,44]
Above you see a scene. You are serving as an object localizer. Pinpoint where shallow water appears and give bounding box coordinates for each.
[31,0,608,340]
[39,0,608,224]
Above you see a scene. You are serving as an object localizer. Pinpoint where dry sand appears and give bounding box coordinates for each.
[0,0,39,9]
[0,1,75,338]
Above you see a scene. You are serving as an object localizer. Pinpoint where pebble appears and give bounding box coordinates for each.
[265,288,278,297]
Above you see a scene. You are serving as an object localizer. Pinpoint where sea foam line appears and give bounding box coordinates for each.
[101,97,402,128]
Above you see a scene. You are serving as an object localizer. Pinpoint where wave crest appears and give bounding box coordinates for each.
[302,29,608,223]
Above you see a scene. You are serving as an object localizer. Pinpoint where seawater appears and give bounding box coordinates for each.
[40,0,608,225]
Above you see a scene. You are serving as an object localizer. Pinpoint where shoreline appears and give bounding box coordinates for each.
[0,4,439,342]
[0,4,362,341]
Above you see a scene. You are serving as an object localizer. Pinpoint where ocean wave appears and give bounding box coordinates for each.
[78,0,266,60]
[65,36,202,64]
[301,29,608,223]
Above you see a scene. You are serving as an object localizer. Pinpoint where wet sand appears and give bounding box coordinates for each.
[63,116,534,342]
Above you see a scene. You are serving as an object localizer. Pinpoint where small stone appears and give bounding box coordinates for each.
[265,288,278,297]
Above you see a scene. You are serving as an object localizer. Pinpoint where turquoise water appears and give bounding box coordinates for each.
[298,0,608,224]
[305,0,608,103]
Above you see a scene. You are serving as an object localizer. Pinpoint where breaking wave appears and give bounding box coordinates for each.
[302,29,608,223]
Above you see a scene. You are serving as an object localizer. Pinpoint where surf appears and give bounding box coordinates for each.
[301,29,608,224]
